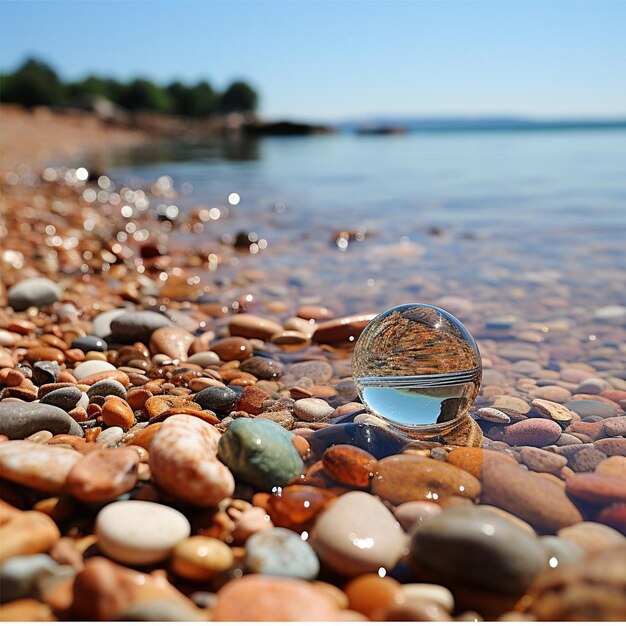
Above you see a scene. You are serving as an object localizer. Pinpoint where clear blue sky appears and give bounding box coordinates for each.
[2,0,625,121]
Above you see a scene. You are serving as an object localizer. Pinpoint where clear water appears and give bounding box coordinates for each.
[356,370,481,430]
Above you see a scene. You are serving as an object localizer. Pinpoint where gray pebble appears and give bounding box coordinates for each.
[7,277,61,311]
[0,403,82,439]
[245,528,319,580]
[539,536,584,567]
[110,311,173,343]
[240,356,283,380]
[32,361,60,386]
[87,379,127,400]
[0,554,60,602]
[40,386,82,411]
[96,426,124,447]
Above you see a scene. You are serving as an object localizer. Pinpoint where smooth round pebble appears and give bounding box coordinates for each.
[171,536,234,581]
[95,501,190,565]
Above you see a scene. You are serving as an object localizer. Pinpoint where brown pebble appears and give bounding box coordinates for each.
[344,573,402,620]
[210,337,253,362]
[0,510,61,562]
[323,444,376,487]
[102,397,135,429]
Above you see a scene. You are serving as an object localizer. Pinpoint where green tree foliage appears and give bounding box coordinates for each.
[1,58,259,116]
[0,58,64,107]
[220,80,258,113]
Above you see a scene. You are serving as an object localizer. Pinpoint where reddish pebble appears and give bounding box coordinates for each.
[565,473,626,504]
[101,397,135,430]
[236,385,271,415]
[504,418,562,446]
[322,444,376,487]
[344,574,402,620]
[210,337,252,362]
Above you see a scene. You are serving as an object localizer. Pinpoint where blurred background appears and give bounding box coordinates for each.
[1,0,626,315]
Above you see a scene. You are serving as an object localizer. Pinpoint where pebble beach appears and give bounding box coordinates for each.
[1,109,626,621]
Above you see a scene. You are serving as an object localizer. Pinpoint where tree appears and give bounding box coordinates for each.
[0,58,64,107]
[220,80,258,112]
[189,81,218,117]
[117,78,172,113]
[65,75,124,103]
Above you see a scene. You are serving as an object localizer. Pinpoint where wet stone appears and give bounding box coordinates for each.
[409,506,547,594]
[322,444,376,487]
[244,527,319,580]
[87,379,127,400]
[240,356,283,380]
[565,399,619,418]
[110,311,173,344]
[194,386,239,417]
[32,361,60,386]
[283,360,333,386]
[71,336,108,353]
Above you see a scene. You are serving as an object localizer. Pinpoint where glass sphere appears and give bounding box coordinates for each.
[352,303,482,433]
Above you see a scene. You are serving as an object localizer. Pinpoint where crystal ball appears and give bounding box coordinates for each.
[352,303,482,433]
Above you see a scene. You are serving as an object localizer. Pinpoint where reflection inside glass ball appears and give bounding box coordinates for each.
[352,303,482,433]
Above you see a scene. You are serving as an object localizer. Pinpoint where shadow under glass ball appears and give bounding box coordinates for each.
[352,303,482,433]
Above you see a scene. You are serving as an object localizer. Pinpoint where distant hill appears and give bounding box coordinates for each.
[338,116,626,133]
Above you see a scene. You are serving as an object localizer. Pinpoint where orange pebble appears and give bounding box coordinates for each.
[101,397,135,429]
[344,574,402,621]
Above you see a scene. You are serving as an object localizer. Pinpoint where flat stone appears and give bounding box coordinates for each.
[475,407,510,424]
[0,441,82,492]
[601,416,626,437]
[310,491,406,577]
[594,437,626,456]
[293,397,334,422]
[218,418,304,491]
[393,501,442,532]
[565,473,626,504]
[531,386,572,403]
[0,403,82,439]
[240,356,283,380]
[373,455,481,505]
[150,414,234,506]
[504,418,562,447]
[0,554,61,603]
[186,351,220,368]
[210,337,253,362]
[322,444,376,488]
[490,395,531,414]
[519,447,568,475]
[410,506,547,594]
[245,527,319,580]
[110,311,173,344]
[7,278,61,311]
[0,512,60,563]
[312,314,375,345]
[87,379,127,400]
[539,536,584,566]
[228,314,283,340]
[595,456,626,478]
[480,457,583,532]
[66,448,140,502]
[565,399,619,418]
[531,399,577,423]
[557,521,626,556]
[95,501,190,565]
[283,361,333,386]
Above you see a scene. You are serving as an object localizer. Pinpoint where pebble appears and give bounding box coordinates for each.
[490,395,531,414]
[40,386,82,411]
[309,491,406,577]
[283,360,333,385]
[96,426,124,447]
[212,574,339,621]
[568,447,607,472]
[186,351,221,367]
[519,447,568,475]
[322,444,376,487]
[0,511,61,562]
[595,456,626,478]
[0,554,61,603]
[66,448,140,502]
[95,500,190,565]
[149,326,194,361]
[245,527,319,580]
[210,336,253,362]
[601,416,626,437]
[593,304,626,322]
[0,440,82,492]
[409,505,547,593]
[120,600,203,622]
[7,277,61,311]
[575,377,607,395]
[73,360,116,381]
[218,418,304,491]
[393,501,442,531]
[373,455,481,505]
[531,399,577,423]
[565,399,618,418]
[446,447,517,478]
[149,414,234,506]
[557,521,626,555]
[475,407,510,424]
[539,536,584,566]
[311,314,375,345]
[194,385,239,417]
[71,335,108,353]
[293,397,334,422]
[344,573,401,620]
[171,536,234,581]
[109,310,173,343]
[401,583,455,613]
[228,313,283,340]
[87,379,127,400]
[91,308,127,338]
[240,356,283,380]
[565,473,626,504]
[531,386,572,403]
[101,397,135,429]
[0,402,83,439]
[480,456,583,532]
[504,418,562,446]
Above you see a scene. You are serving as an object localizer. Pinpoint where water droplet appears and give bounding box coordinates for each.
[353,303,481,434]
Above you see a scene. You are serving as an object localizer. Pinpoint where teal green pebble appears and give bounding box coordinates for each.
[217,418,304,491]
